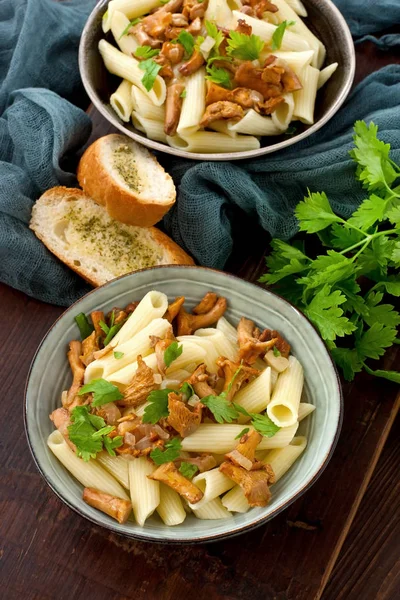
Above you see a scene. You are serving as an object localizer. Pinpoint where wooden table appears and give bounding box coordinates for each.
[1,34,400,600]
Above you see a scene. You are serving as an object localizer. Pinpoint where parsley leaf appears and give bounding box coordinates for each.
[205,20,224,52]
[295,191,342,233]
[174,30,195,56]
[304,285,356,342]
[179,462,199,478]
[142,388,173,424]
[139,59,162,92]
[346,194,388,231]
[227,30,264,60]
[150,438,182,465]
[78,379,123,407]
[119,18,141,40]
[273,346,281,357]
[103,435,124,457]
[135,46,160,59]
[114,351,124,359]
[235,427,250,440]
[363,364,400,383]
[201,394,239,423]
[271,20,296,51]
[67,406,122,461]
[233,404,281,438]
[356,322,397,360]
[205,64,232,89]
[330,347,364,381]
[180,381,194,399]
[100,318,124,346]
[75,313,94,340]
[180,89,187,98]
[164,341,183,368]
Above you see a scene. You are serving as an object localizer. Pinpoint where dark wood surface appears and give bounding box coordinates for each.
[1,34,400,600]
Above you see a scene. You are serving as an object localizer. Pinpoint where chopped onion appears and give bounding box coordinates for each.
[153,373,162,385]
[188,394,200,406]
[199,35,216,59]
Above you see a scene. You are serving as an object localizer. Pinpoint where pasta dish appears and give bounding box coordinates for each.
[98,0,338,153]
[48,290,315,526]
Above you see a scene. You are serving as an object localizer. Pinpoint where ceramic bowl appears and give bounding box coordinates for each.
[25,266,342,543]
[79,0,355,161]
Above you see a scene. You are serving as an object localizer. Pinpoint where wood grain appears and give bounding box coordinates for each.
[0,26,399,600]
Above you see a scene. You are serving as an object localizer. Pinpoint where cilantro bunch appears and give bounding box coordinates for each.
[260,121,400,383]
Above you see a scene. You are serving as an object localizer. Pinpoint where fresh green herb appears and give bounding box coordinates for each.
[164,341,183,368]
[207,54,233,66]
[75,313,94,340]
[180,381,194,399]
[205,64,232,89]
[150,438,182,465]
[102,9,108,21]
[271,20,296,51]
[68,406,123,461]
[174,30,195,57]
[233,404,281,437]
[135,45,160,59]
[99,318,124,346]
[273,346,281,357]
[201,394,239,423]
[160,0,170,4]
[205,20,225,52]
[139,59,162,92]
[180,89,187,98]
[235,427,250,440]
[119,18,141,39]
[142,388,173,424]
[259,121,400,382]
[226,30,264,60]
[78,379,123,407]
[179,462,199,478]
[114,351,124,359]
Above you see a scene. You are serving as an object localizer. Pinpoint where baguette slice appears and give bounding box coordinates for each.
[30,187,194,287]
[77,134,175,227]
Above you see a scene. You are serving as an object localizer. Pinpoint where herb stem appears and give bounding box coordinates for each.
[339,228,398,256]
[337,216,368,237]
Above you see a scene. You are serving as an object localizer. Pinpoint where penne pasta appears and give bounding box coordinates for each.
[157,484,186,526]
[167,132,260,153]
[221,485,249,513]
[194,327,238,361]
[267,356,304,427]
[293,65,320,124]
[234,367,272,418]
[264,50,314,72]
[103,0,162,33]
[177,68,206,137]
[110,79,134,123]
[132,111,168,143]
[48,431,130,500]
[112,290,168,346]
[188,468,236,509]
[97,452,130,489]
[229,110,282,136]
[131,86,165,121]
[216,316,238,345]
[298,402,316,421]
[177,335,220,373]
[285,0,307,17]
[99,40,166,106]
[107,353,158,387]
[192,497,233,520]
[129,457,160,526]
[110,10,139,56]
[271,94,295,131]
[263,436,307,481]
[232,11,310,52]
[205,0,234,28]
[317,62,339,89]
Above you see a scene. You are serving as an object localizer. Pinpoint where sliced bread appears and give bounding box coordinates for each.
[30,187,194,287]
[77,134,176,227]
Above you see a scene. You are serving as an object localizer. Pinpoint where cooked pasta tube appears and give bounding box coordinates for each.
[167,132,260,153]
[232,11,310,52]
[181,423,298,453]
[293,65,319,124]
[47,431,129,500]
[110,80,133,122]
[157,484,186,526]
[285,0,307,17]
[262,436,307,481]
[106,354,158,387]
[103,0,162,33]
[110,10,139,55]
[216,316,238,345]
[228,110,282,136]
[188,468,236,509]
[132,112,168,143]
[267,356,304,427]
[177,335,220,373]
[84,317,170,381]
[234,367,272,418]
[97,452,130,489]
[194,328,237,362]
[192,497,232,520]
[271,94,295,131]
[112,290,168,346]
[177,68,206,137]
[265,50,314,72]
[271,0,325,68]
[129,457,160,526]
[270,367,279,391]
[298,402,316,421]
[99,40,166,106]
[205,0,234,28]
[317,63,338,89]
[208,120,238,138]
[165,341,207,373]
[131,86,165,121]
[221,485,249,513]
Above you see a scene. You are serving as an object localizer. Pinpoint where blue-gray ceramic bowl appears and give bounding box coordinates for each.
[25,266,342,543]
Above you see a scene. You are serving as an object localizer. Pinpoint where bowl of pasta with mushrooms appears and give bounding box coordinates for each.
[25,266,342,542]
[79,0,354,160]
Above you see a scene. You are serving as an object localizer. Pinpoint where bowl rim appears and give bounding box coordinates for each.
[78,0,356,162]
[24,265,343,544]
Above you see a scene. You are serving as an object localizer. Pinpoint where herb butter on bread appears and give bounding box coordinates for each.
[30,187,193,286]
[77,134,175,228]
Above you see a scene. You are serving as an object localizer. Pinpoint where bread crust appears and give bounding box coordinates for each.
[77,135,176,227]
[30,187,193,288]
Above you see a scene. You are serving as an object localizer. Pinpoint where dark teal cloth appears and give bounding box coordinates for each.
[0,0,399,305]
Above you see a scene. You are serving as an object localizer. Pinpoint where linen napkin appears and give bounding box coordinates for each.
[0,0,399,306]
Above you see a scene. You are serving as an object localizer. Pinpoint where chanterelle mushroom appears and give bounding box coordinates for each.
[164,82,185,136]
[83,488,132,524]
[200,101,244,128]
[65,341,85,407]
[225,430,262,470]
[149,461,204,503]
[167,392,203,437]
[217,357,259,401]
[186,363,217,398]
[219,461,275,507]
[165,296,185,323]
[237,317,278,364]
[179,49,205,76]
[177,293,227,335]
[151,326,176,373]
[50,407,76,451]
[118,355,158,407]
